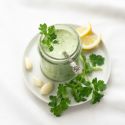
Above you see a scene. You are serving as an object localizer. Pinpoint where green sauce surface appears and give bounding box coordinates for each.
[43,29,78,59]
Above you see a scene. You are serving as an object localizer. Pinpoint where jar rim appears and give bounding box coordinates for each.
[38,24,81,63]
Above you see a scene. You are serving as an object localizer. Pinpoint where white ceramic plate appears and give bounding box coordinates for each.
[23,24,111,106]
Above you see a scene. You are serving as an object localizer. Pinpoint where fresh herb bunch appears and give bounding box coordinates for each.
[48,84,70,117]
[39,23,58,51]
[48,53,107,117]
[91,78,106,104]
[80,52,105,76]
[89,53,104,66]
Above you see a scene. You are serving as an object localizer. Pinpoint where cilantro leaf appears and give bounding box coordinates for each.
[66,74,92,102]
[53,39,58,43]
[57,84,68,98]
[92,78,106,92]
[39,23,58,51]
[48,25,56,35]
[90,78,106,104]
[49,96,58,107]
[82,87,92,97]
[39,23,47,35]
[89,54,104,66]
[91,91,104,104]
[97,80,106,91]
[70,84,88,102]
[48,45,54,51]
[50,98,70,117]
[80,52,105,77]
[48,84,70,117]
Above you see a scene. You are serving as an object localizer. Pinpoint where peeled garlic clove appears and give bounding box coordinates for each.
[33,76,44,87]
[40,83,53,95]
[25,57,32,71]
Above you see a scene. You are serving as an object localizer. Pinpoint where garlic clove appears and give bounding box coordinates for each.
[40,83,53,95]
[25,57,32,71]
[33,76,44,87]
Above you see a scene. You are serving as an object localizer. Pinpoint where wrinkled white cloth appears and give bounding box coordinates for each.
[0,0,125,124]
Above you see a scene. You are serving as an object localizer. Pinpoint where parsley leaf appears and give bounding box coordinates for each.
[39,23,47,35]
[80,52,105,76]
[92,78,106,92]
[66,75,92,102]
[39,23,58,51]
[49,97,70,117]
[91,91,104,104]
[89,54,104,66]
[91,78,106,104]
[48,84,70,117]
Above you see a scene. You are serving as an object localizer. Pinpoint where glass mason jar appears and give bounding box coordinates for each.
[38,24,81,82]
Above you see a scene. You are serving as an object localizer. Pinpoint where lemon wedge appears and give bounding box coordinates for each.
[81,33,101,50]
[76,23,92,38]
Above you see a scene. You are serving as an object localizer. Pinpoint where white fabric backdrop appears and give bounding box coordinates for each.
[0,0,125,124]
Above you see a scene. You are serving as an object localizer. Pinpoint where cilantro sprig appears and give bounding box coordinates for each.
[89,53,104,66]
[48,53,107,117]
[80,52,105,76]
[91,78,106,104]
[48,84,70,117]
[39,23,58,51]
[66,76,92,102]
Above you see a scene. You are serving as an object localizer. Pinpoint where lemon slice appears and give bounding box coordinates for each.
[76,23,92,38]
[81,33,101,50]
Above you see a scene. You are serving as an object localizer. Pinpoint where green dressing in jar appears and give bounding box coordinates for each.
[39,24,81,82]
